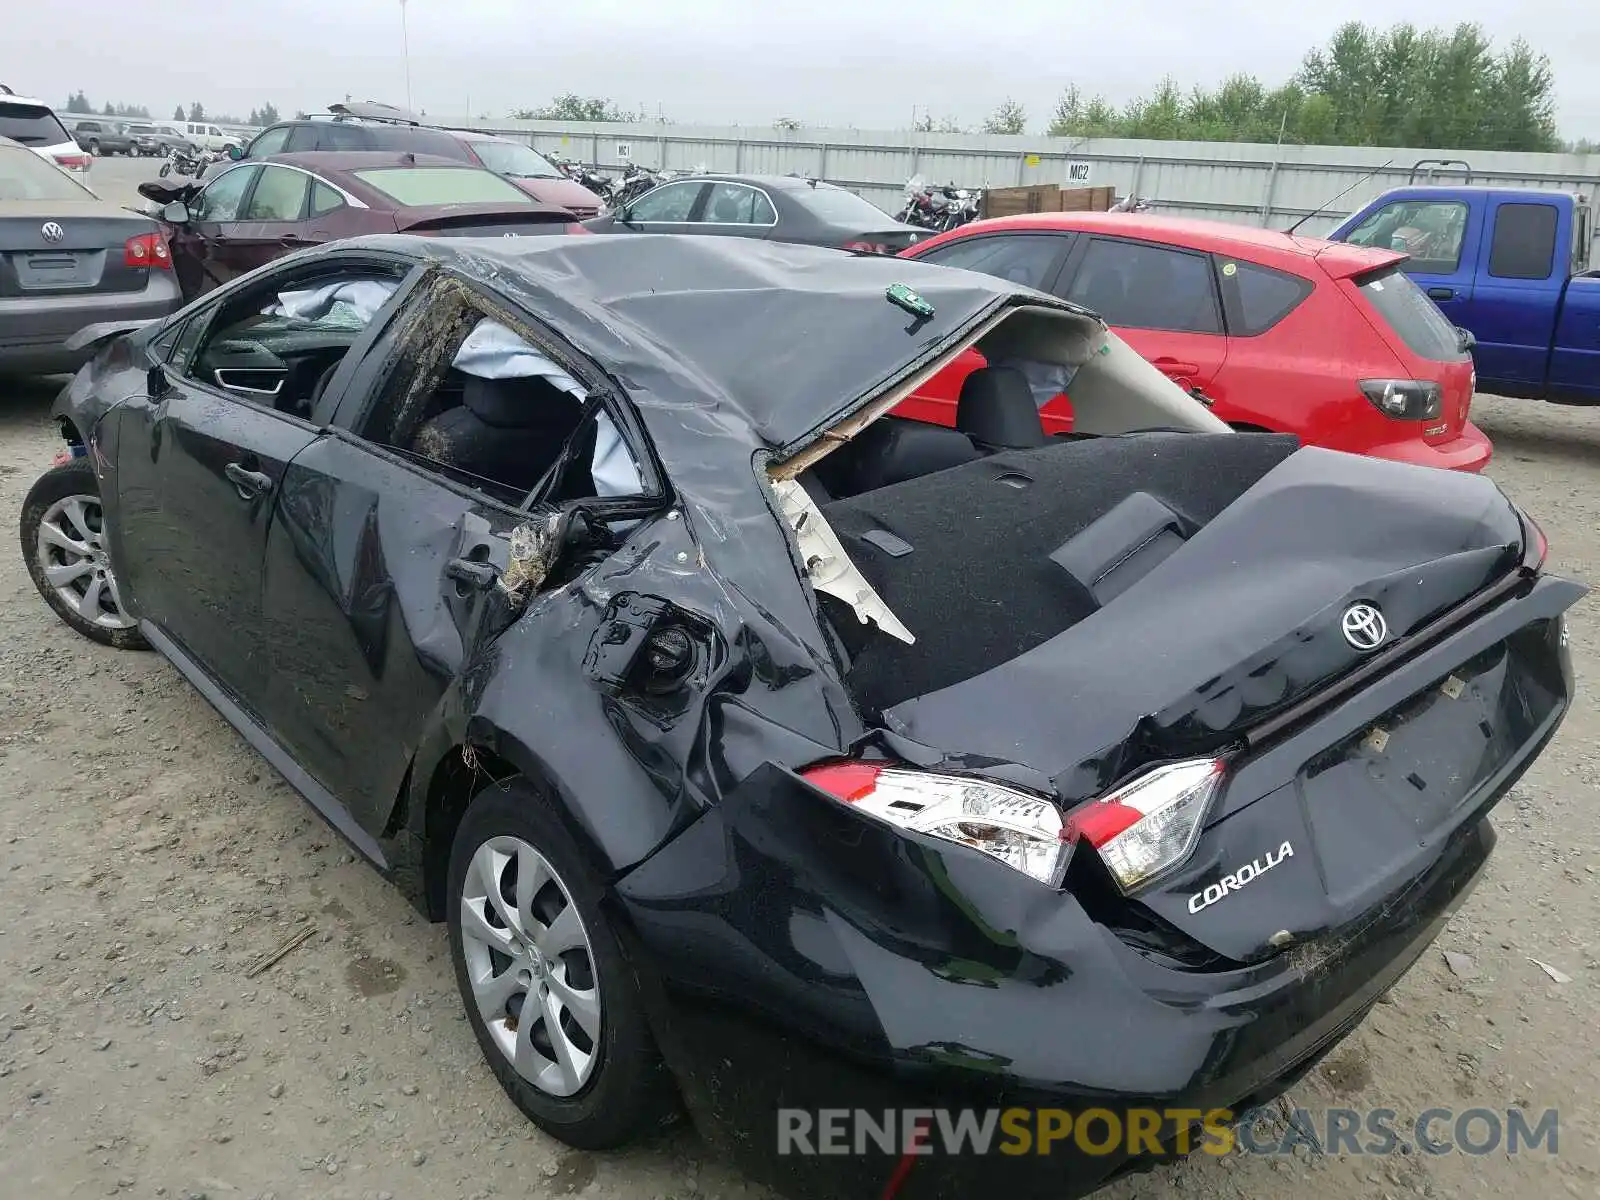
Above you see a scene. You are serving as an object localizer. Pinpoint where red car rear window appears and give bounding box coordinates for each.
[1218,259,1314,336]
[1355,265,1468,362]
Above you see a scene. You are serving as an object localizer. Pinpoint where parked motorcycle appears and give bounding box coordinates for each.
[158,145,221,179]
[895,176,981,232]
[551,155,617,203]
[610,163,672,210]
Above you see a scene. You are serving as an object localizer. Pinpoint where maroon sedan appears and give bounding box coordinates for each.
[138,151,584,300]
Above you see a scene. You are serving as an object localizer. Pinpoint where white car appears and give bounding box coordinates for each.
[180,121,242,154]
[0,88,91,183]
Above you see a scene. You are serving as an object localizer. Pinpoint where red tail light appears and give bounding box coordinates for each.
[124,232,171,270]
[53,153,93,172]
[843,240,889,254]
[565,222,593,235]
[1521,510,1548,570]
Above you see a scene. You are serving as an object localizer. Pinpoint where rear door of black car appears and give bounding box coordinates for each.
[252,270,658,834]
[102,252,417,711]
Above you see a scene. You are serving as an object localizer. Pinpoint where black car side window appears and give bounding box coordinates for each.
[309,180,346,218]
[284,124,319,153]
[1064,238,1222,334]
[352,288,647,509]
[628,182,703,223]
[1217,259,1314,337]
[178,267,407,418]
[917,233,1069,290]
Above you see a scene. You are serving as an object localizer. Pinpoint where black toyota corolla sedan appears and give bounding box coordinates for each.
[20,233,1582,1200]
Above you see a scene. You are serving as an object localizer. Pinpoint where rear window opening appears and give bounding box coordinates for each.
[768,304,1287,716]
[1355,266,1468,362]
[0,101,70,147]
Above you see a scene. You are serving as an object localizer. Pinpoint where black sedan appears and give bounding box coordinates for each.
[22,232,1582,1200]
[583,172,927,253]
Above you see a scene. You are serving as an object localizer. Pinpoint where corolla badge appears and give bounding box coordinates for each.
[41,221,65,243]
[1341,602,1388,651]
[1188,841,1294,914]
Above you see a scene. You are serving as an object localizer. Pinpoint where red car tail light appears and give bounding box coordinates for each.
[801,760,1068,884]
[1064,759,1225,893]
[53,153,93,172]
[124,232,171,269]
[565,222,594,235]
[1359,379,1442,421]
[843,240,889,254]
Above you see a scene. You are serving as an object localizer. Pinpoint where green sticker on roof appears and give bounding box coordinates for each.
[886,283,935,319]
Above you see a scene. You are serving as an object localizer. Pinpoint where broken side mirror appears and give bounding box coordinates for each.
[162,200,192,225]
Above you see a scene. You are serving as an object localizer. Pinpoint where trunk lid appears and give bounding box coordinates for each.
[392,204,579,237]
[0,202,158,298]
[876,445,1525,800]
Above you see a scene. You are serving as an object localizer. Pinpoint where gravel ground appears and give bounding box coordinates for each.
[0,379,1596,1200]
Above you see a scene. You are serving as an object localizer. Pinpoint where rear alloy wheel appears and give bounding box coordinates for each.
[87,139,100,156]
[446,780,676,1149]
[20,459,147,650]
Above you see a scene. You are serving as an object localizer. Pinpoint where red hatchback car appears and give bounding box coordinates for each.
[897,213,1491,471]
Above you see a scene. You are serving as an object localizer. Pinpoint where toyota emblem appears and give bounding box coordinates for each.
[1341,602,1388,652]
[40,221,65,243]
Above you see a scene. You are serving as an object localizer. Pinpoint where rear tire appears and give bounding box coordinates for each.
[87,139,100,156]
[20,459,148,651]
[445,779,677,1150]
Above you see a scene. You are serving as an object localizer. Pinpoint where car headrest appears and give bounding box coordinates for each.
[956,366,1048,449]
[460,374,579,429]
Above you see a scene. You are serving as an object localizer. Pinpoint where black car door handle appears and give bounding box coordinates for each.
[446,557,500,590]
[225,462,273,497]
[1427,286,1454,300]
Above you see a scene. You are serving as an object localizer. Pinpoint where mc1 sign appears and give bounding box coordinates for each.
[1066,160,1092,184]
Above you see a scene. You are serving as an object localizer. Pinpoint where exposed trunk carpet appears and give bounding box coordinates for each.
[820,432,1301,712]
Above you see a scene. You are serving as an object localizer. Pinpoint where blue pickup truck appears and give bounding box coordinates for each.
[1329,165,1598,403]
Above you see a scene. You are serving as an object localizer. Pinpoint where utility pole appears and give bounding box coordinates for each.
[399,0,414,112]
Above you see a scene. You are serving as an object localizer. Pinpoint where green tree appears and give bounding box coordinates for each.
[187,102,205,122]
[64,90,90,113]
[174,104,186,122]
[102,102,116,116]
[981,98,1027,135]
[1045,22,1560,151]
[258,102,279,125]
[512,94,638,122]
[913,113,965,134]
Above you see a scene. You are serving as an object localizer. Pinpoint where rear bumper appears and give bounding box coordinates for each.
[613,571,1577,1200]
[0,276,179,375]
[1366,420,1493,472]
[617,793,1496,1200]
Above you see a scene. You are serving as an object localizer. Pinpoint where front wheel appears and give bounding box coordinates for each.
[158,160,172,178]
[19,459,147,650]
[446,779,676,1149]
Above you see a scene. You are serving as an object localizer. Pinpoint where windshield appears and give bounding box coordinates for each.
[469,139,562,179]
[0,101,71,147]
[795,184,898,227]
[0,145,93,200]
[352,166,534,207]
[127,124,155,134]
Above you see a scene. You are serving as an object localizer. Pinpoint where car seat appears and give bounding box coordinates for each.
[956,366,1048,451]
[410,374,582,494]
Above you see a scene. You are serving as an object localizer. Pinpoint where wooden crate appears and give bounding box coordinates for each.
[980,184,1064,219]
[1059,185,1115,212]
[981,184,1115,219]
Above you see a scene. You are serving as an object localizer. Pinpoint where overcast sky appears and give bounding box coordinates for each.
[12,0,1599,137]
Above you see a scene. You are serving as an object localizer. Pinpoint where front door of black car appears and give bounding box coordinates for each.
[101,256,413,708]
